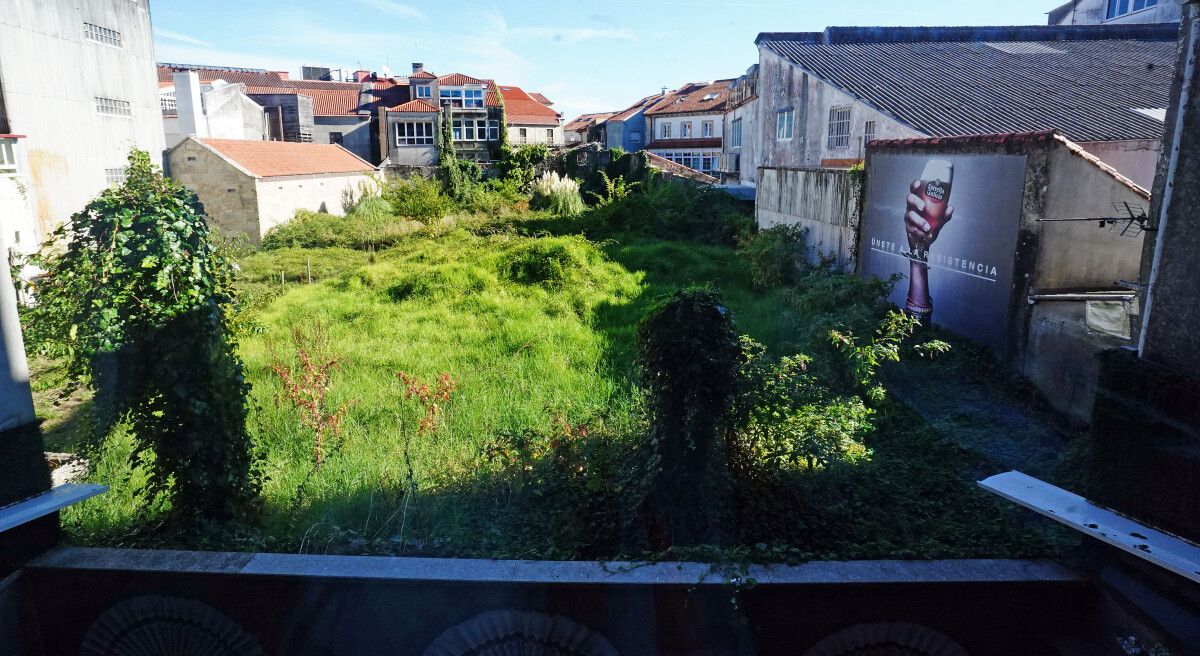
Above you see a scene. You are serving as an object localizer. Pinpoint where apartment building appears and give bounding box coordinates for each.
[0,0,165,244]
[643,80,733,176]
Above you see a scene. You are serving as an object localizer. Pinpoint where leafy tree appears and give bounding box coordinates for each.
[28,149,258,519]
[637,287,741,546]
[437,106,481,201]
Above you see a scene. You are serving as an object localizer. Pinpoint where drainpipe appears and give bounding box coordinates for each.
[1138,6,1198,357]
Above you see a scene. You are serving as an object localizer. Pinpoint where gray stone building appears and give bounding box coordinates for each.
[0,0,165,242]
[167,137,377,244]
[721,65,760,187]
[754,24,1178,188]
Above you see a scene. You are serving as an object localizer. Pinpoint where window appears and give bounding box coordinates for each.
[84,22,122,47]
[487,120,499,141]
[1107,0,1157,19]
[827,106,851,149]
[630,131,642,143]
[702,120,714,138]
[546,129,554,143]
[452,118,489,141]
[730,118,742,149]
[329,132,343,145]
[395,121,434,145]
[464,89,484,108]
[681,122,692,138]
[95,96,132,116]
[0,139,17,175]
[415,85,431,99]
[518,128,528,144]
[160,93,176,113]
[661,122,671,139]
[863,120,876,146]
[776,108,794,140]
[105,167,127,185]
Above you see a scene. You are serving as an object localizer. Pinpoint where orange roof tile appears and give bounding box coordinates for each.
[498,85,561,126]
[409,70,437,80]
[644,80,734,116]
[529,92,554,106]
[564,112,616,132]
[197,138,377,178]
[388,99,439,112]
[437,73,487,86]
[610,92,669,122]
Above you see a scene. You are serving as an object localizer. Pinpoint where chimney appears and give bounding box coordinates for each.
[661,86,668,95]
[274,70,290,80]
[353,69,371,82]
[412,62,424,74]
[173,71,208,138]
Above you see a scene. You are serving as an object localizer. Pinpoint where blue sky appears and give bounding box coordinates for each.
[150,0,1059,121]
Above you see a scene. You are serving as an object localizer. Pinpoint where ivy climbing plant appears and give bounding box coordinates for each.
[30,149,259,520]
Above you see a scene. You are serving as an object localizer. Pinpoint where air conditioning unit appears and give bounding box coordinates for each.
[718,153,739,174]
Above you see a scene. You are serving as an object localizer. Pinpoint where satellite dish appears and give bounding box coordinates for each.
[81,594,263,656]
[423,609,618,656]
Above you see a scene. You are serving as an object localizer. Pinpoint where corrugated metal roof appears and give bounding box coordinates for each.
[756,24,1178,142]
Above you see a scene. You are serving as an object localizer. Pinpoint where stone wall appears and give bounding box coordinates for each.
[166,138,260,240]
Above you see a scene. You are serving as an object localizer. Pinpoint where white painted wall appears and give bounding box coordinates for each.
[0,139,39,258]
[724,99,759,186]
[508,124,563,146]
[255,173,377,238]
[648,113,725,141]
[1050,0,1182,25]
[0,0,165,240]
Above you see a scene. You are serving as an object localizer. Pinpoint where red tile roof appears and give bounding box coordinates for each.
[197,138,377,178]
[564,112,616,133]
[159,65,368,117]
[529,92,554,106]
[364,78,410,113]
[644,80,734,116]
[610,92,669,122]
[437,73,486,86]
[498,85,561,126]
[409,70,437,80]
[389,99,439,112]
[158,65,288,88]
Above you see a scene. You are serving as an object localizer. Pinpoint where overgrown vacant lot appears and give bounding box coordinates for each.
[44,169,1075,561]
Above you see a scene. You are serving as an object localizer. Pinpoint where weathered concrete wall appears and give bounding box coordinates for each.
[314,116,372,163]
[166,138,260,240]
[255,172,375,239]
[165,85,267,148]
[1037,145,1149,291]
[756,166,861,267]
[724,98,758,186]
[0,0,165,239]
[1022,298,1136,422]
[1049,0,1183,25]
[1077,139,1160,189]
[757,49,924,169]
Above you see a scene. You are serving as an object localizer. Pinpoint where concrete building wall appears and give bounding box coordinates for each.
[255,172,374,238]
[606,113,650,153]
[0,0,165,239]
[724,99,759,186]
[314,116,372,162]
[166,138,260,240]
[0,138,39,258]
[1050,0,1183,25]
[1077,138,1160,189]
[509,124,563,146]
[757,166,861,267]
[757,49,924,170]
[251,93,315,142]
[1036,145,1149,291]
[164,84,267,148]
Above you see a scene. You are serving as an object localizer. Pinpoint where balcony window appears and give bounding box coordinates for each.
[730,118,742,148]
[681,122,692,138]
[518,128,528,144]
[395,121,434,146]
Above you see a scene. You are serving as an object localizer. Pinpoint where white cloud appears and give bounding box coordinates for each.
[357,0,427,21]
[154,28,211,47]
[512,26,637,44]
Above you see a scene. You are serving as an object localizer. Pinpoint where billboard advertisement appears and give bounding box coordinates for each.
[858,153,1026,352]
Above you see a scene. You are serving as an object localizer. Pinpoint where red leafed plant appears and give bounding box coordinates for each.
[397,371,456,434]
[273,349,351,467]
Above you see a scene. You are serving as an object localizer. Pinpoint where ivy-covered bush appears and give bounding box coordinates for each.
[586,177,753,245]
[497,143,550,190]
[261,209,422,250]
[26,150,258,519]
[637,287,741,546]
[738,224,808,289]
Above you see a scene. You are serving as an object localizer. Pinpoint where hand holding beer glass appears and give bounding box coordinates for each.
[903,160,954,318]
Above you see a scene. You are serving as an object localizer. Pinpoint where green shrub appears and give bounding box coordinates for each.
[380,175,451,221]
[499,237,595,288]
[530,171,585,217]
[261,210,422,250]
[497,143,550,190]
[739,224,808,289]
[586,177,752,245]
